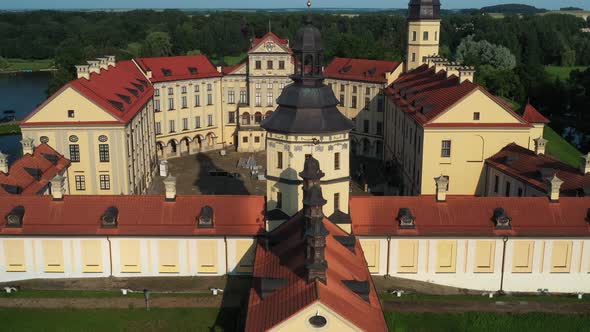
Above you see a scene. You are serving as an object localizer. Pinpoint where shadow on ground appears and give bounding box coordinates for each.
[211,275,252,331]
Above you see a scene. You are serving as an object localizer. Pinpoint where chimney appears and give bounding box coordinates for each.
[0,151,8,173]
[97,57,109,70]
[106,55,116,67]
[216,66,222,73]
[547,174,564,202]
[300,156,329,284]
[424,55,437,68]
[146,69,153,79]
[434,175,448,202]
[581,153,590,175]
[75,65,90,79]
[458,66,475,83]
[433,58,449,74]
[163,174,176,201]
[534,137,548,155]
[50,174,65,201]
[87,60,100,73]
[21,137,34,155]
[445,62,461,79]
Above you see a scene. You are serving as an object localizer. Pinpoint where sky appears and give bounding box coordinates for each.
[0,0,588,10]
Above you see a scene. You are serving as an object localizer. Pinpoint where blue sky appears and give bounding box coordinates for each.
[1,0,588,10]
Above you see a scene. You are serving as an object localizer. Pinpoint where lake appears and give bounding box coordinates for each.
[0,72,51,163]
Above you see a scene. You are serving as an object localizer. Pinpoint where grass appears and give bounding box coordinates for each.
[384,312,590,332]
[1,58,54,72]
[379,292,590,303]
[223,53,247,66]
[0,124,20,136]
[545,65,588,81]
[544,126,582,167]
[0,308,237,332]
[0,289,214,299]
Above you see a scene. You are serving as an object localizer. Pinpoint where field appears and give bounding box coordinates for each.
[544,126,583,167]
[0,58,54,72]
[0,124,21,136]
[546,65,588,80]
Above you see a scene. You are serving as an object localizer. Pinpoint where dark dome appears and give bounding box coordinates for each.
[408,0,441,20]
[292,17,323,53]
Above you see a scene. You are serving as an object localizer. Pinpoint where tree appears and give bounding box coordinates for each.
[561,49,576,67]
[0,56,9,69]
[141,31,172,57]
[455,35,517,70]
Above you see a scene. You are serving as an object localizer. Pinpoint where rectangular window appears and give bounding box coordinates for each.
[4,240,26,272]
[512,241,534,273]
[169,120,175,132]
[279,60,285,69]
[339,94,344,106]
[159,240,179,273]
[228,90,235,104]
[436,240,457,273]
[352,86,357,94]
[267,60,273,69]
[267,92,273,106]
[207,83,212,91]
[505,181,511,197]
[242,136,248,143]
[195,116,201,128]
[208,114,213,127]
[182,118,188,130]
[154,88,160,97]
[43,240,64,273]
[351,96,357,108]
[366,87,371,95]
[255,61,261,69]
[340,85,345,92]
[254,136,260,143]
[518,188,523,197]
[168,97,174,110]
[197,240,218,273]
[229,111,236,124]
[240,90,247,104]
[334,152,340,170]
[423,31,429,41]
[441,140,451,157]
[365,97,371,109]
[551,241,573,273]
[120,240,141,273]
[377,95,384,112]
[363,120,370,133]
[277,151,283,169]
[195,95,201,107]
[494,175,499,193]
[155,122,162,135]
[256,93,261,107]
[276,191,282,209]
[181,96,187,108]
[181,86,187,94]
[474,241,495,273]
[75,175,86,191]
[473,112,480,120]
[154,99,160,111]
[334,193,340,212]
[435,31,438,41]
[168,87,173,95]
[194,85,200,93]
[412,31,417,41]
[69,144,80,162]
[268,82,273,89]
[412,53,416,62]
[255,82,261,89]
[376,122,383,136]
[99,175,110,190]
[207,94,213,105]
[98,144,109,162]
[398,240,419,273]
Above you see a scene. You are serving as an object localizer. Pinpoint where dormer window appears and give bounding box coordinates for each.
[5,206,25,228]
[100,206,118,228]
[197,205,214,228]
[493,207,511,229]
[397,208,416,229]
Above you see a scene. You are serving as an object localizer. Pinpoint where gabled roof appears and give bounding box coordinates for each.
[245,214,386,332]
[384,64,530,128]
[221,60,247,75]
[0,144,70,196]
[522,103,550,124]
[22,61,153,126]
[0,195,265,236]
[249,32,290,53]
[324,57,402,84]
[136,55,222,83]
[350,195,590,237]
[486,143,589,196]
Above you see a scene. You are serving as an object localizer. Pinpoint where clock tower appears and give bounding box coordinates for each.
[406,0,441,71]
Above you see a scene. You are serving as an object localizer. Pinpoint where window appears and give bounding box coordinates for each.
[435,31,438,41]
[412,31,417,41]
[228,90,235,104]
[254,136,260,143]
[366,87,371,95]
[169,120,175,133]
[195,116,201,128]
[340,85,345,92]
[351,96,357,108]
[473,112,480,120]
[195,95,200,107]
[154,99,160,111]
[267,92,273,106]
[518,188,523,197]
[365,97,371,109]
[98,144,109,162]
[256,93,261,107]
[242,136,248,143]
[69,144,80,162]
[194,85,200,93]
[229,111,236,124]
[75,175,86,191]
[154,89,160,97]
[207,83,212,91]
[377,95,384,112]
[376,122,383,136]
[267,60,273,69]
[240,90,247,104]
[68,110,75,118]
[339,94,344,106]
[352,86,357,94]
[181,86,187,94]
[363,120,369,133]
[279,83,285,89]
[255,82,261,89]
[99,175,110,190]
[494,175,499,193]
[155,122,162,135]
[334,193,340,211]
[255,61,261,69]
[182,118,188,130]
[276,191,282,209]
[268,82,273,89]
[181,96,187,108]
[423,31,429,41]
[412,53,416,62]
[208,114,213,127]
[279,60,285,69]
[168,97,174,110]
[207,94,213,105]
[334,152,340,170]
[277,151,283,169]
[505,181,511,197]
[168,87,173,95]
[441,140,451,157]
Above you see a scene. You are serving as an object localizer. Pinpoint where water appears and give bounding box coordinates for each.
[0,72,50,162]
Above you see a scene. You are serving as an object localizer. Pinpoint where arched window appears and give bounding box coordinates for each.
[254,112,263,124]
[241,112,250,125]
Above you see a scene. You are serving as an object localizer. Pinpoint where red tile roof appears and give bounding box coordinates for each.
[249,32,290,52]
[0,144,70,196]
[522,103,550,124]
[22,60,153,126]
[0,195,265,236]
[324,57,402,84]
[486,143,589,196]
[383,64,529,128]
[136,55,222,83]
[245,214,387,332]
[350,195,590,237]
[221,61,246,75]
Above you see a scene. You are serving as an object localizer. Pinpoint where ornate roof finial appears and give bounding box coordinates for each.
[307,0,312,8]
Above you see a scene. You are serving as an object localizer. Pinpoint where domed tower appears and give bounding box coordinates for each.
[262,4,353,229]
[406,0,441,70]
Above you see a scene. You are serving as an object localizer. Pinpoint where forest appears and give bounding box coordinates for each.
[0,9,589,150]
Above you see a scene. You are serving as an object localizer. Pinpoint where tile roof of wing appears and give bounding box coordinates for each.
[350,195,590,237]
[245,214,387,332]
[0,144,70,196]
[0,195,265,236]
[22,60,153,126]
[221,60,247,75]
[522,103,550,124]
[136,55,222,83]
[324,57,402,84]
[486,143,589,196]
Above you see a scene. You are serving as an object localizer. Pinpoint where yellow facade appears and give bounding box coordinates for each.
[436,240,457,273]
[120,240,141,273]
[407,20,441,70]
[550,241,572,273]
[81,240,102,273]
[4,240,26,272]
[360,239,380,274]
[158,240,180,273]
[397,240,419,273]
[197,240,218,273]
[43,240,64,273]
[235,239,255,273]
[512,241,534,273]
[474,241,495,273]
[270,302,361,332]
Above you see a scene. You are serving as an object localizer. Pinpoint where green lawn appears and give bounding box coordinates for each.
[223,53,247,66]
[0,308,237,332]
[1,58,54,72]
[544,126,582,167]
[0,289,213,299]
[545,65,588,81]
[385,312,590,332]
[0,124,20,136]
